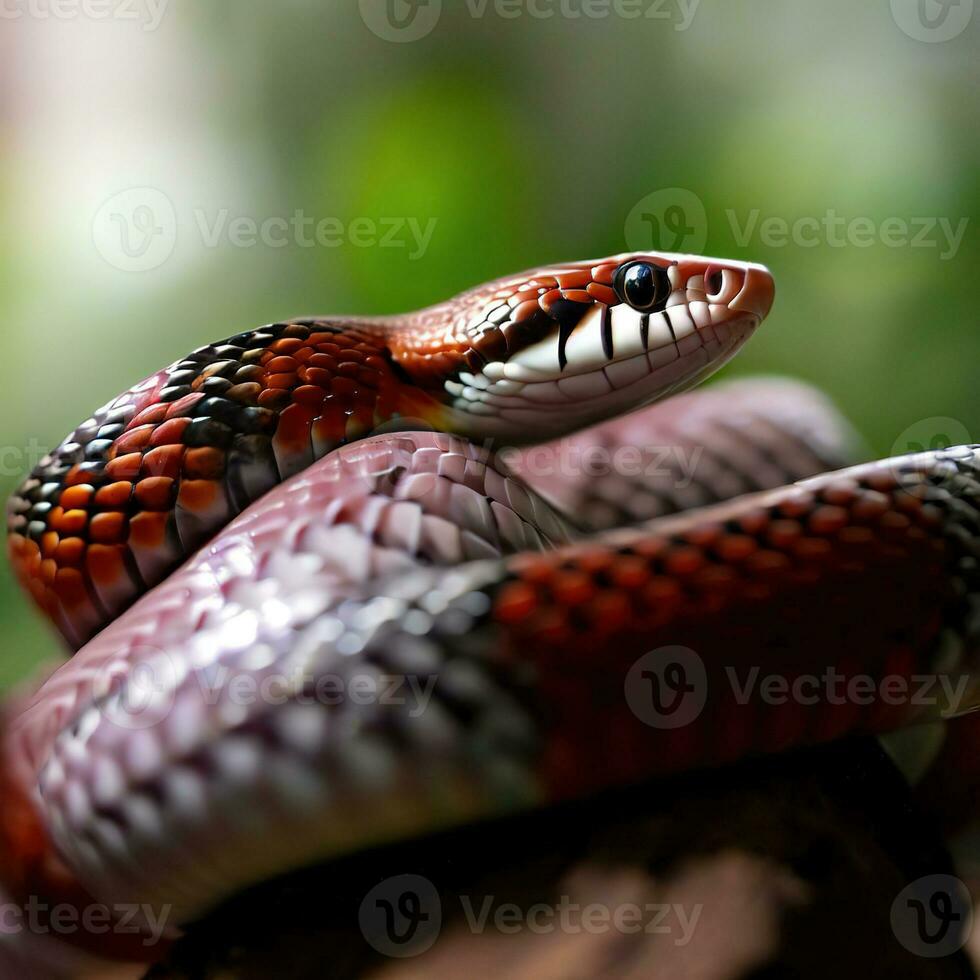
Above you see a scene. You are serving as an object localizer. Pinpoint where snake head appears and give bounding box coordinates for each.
[427,252,775,440]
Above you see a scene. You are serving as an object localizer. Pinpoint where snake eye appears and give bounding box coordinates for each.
[615,262,671,312]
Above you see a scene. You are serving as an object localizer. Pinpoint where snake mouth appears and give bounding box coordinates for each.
[444,255,775,436]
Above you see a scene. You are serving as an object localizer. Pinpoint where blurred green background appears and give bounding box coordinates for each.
[0,0,976,685]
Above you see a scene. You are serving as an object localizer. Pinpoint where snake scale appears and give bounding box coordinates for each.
[2,251,979,968]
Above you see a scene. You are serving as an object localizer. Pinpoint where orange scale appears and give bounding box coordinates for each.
[85,544,134,616]
[551,571,594,606]
[257,388,291,411]
[142,445,185,479]
[40,558,58,586]
[134,476,177,509]
[150,417,192,447]
[265,373,296,389]
[494,581,539,624]
[292,385,327,408]
[866,471,900,493]
[767,520,802,549]
[311,413,347,456]
[511,300,540,323]
[560,289,592,304]
[664,547,704,577]
[129,403,170,428]
[307,332,336,346]
[737,509,769,535]
[586,283,618,305]
[64,464,96,488]
[129,510,169,549]
[526,608,572,646]
[177,479,221,513]
[301,367,332,389]
[851,493,890,522]
[267,355,298,373]
[577,551,615,575]
[94,481,134,509]
[271,338,305,355]
[54,537,86,568]
[808,505,849,535]
[686,524,723,549]
[41,531,60,559]
[631,537,668,560]
[182,449,225,481]
[89,512,129,545]
[292,346,315,363]
[105,453,143,481]
[610,557,650,589]
[591,263,617,284]
[641,576,682,604]
[556,270,592,289]
[53,567,88,605]
[54,509,89,535]
[164,392,204,420]
[59,484,94,510]
[715,534,757,562]
[337,361,361,378]
[338,348,365,363]
[308,353,338,371]
[112,425,155,455]
[587,591,633,632]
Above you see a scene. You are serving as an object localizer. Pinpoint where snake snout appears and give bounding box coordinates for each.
[722,263,775,322]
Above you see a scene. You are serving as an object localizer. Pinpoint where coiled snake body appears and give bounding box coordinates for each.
[3,252,979,965]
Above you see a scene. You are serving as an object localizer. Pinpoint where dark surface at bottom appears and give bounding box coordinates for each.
[147,736,974,980]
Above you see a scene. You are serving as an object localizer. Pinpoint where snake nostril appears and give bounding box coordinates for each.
[704,266,725,299]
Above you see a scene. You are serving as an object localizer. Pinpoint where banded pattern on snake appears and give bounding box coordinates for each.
[2,251,978,969]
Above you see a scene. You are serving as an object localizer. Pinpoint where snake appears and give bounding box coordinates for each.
[2,251,979,970]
